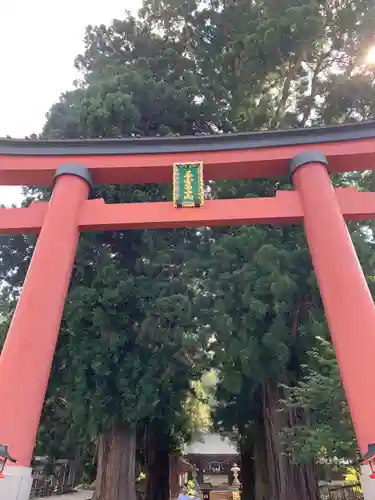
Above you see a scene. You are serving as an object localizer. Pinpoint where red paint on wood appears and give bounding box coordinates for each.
[293,162,375,454]
[0,174,89,467]
[0,138,375,185]
[78,191,302,231]
[0,202,47,233]
[1,188,375,234]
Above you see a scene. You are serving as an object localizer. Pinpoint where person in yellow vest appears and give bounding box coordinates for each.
[177,483,200,500]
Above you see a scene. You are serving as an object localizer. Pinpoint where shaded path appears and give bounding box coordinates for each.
[34,492,93,500]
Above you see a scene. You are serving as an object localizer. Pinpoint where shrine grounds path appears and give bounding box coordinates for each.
[34,492,93,500]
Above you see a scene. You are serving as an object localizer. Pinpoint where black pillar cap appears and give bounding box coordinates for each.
[363,443,375,461]
[289,150,328,180]
[54,163,93,189]
[0,445,16,462]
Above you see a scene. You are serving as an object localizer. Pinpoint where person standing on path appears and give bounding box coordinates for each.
[177,485,200,500]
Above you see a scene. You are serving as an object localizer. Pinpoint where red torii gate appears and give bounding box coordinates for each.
[1,121,375,497]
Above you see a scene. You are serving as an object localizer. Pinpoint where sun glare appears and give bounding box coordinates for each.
[366,45,375,64]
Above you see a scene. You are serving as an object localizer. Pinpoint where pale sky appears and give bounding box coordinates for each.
[0,0,140,206]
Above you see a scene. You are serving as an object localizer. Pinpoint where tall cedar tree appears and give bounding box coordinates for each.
[140,0,375,498]
[0,15,215,500]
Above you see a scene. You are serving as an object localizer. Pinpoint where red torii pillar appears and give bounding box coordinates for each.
[0,164,91,499]
[290,151,375,456]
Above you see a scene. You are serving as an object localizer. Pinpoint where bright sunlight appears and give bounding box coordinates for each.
[366,45,375,64]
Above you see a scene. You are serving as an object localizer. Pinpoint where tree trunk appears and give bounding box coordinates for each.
[262,381,319,500]
[254,437,271,500]
[70,445,82,489]
[240,442,255,500]
[169,454,180,500]
[145,425,170,500]
[92,423,136,500]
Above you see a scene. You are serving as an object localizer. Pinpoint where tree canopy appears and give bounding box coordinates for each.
[281,338,357,465]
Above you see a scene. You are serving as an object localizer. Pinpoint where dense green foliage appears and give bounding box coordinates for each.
[280,223,375,466]
[281,338,357,464]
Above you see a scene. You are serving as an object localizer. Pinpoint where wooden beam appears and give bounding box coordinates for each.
[1,188,375,235]
[1,121,375,185]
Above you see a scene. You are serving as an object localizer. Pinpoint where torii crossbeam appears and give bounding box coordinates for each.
[1,121,375,499]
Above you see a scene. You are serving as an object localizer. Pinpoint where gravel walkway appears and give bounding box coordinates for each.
[34,492,93,500]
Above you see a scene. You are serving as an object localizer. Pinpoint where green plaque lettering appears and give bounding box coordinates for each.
[173,162,204,207]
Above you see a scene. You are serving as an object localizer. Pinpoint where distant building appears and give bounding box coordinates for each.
[184,433,239,488]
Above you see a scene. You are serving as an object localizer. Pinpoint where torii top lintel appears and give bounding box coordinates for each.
[1,121,375,186]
